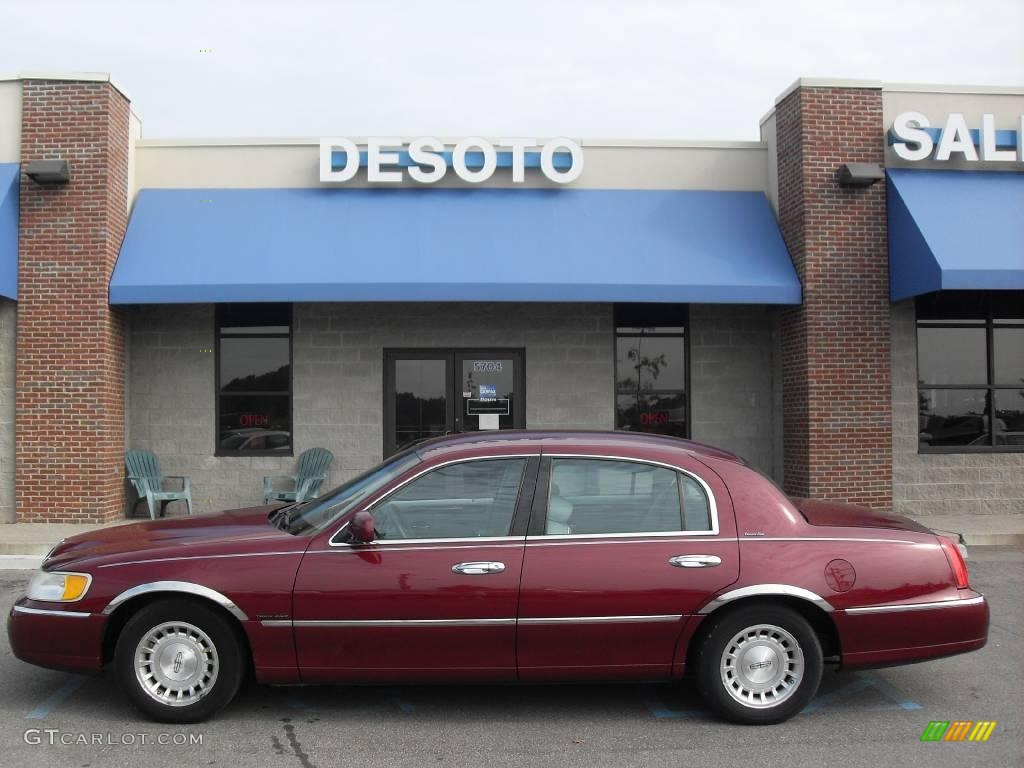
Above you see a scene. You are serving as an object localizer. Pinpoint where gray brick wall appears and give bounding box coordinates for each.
[128,302,615,514]
[689,305,777,476]
[0,300,14,523]
[892,300,1024,516]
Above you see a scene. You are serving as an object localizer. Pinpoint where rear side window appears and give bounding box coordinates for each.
[546,459,712,535]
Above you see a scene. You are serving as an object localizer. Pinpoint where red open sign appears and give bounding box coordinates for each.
[239,413,270,428]
[640,412,670,426]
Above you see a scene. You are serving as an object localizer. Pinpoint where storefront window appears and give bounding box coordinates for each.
[917,292,1024,452]
[614,304,688,438]
[216,304,293,455]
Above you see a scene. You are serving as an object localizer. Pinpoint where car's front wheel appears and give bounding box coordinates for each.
[114,598,245,723]
[695,605,823,724]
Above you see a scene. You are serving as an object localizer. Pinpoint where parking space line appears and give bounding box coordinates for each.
[859,674,922,711]
[801,677,873,714]
[25,675,86,720]
[643,687,705,718]
[802,674,921,715]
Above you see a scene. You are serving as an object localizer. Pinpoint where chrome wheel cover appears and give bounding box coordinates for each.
[134,621,219,708]
[720,623,804,709]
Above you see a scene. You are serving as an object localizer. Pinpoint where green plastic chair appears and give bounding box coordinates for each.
[125,449,193,519]
[264,447,334,505]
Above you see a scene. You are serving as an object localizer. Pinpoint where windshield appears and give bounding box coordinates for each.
[279,449,422,535]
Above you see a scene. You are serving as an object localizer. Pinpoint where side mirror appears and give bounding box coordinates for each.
[348,510,376,543]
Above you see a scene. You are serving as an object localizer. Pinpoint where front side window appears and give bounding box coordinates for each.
[372,458,527,540]
[546,458,712,535]
[216,304,293,455]
[614,304,688,438]
[917,292,1024,451]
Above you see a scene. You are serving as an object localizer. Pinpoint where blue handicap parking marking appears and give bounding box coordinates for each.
[643,686,707,719]
[25,675,87,720]
[802,673,921,715]
[858,673,922,711]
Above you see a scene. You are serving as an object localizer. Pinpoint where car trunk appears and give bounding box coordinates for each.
[792,498,934,535]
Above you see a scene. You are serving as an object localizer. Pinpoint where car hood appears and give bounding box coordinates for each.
[44,506,299,569]
[792,498,934,534]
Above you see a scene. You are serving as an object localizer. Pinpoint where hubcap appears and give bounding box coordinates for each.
[720,623,803,709]
[135,621,218,707]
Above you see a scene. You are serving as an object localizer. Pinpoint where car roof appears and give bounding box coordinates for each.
[413,430,743,464]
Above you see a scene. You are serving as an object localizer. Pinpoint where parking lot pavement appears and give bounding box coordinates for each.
[1,547,1020,768]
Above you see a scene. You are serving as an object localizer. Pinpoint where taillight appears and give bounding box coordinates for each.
[938,536,970,589]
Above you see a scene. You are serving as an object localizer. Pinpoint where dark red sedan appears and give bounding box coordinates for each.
[8,431,989,724]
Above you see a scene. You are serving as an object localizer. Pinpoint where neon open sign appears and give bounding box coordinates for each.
[238,413,270,428]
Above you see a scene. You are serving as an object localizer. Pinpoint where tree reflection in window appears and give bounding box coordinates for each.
[614,305,688,438]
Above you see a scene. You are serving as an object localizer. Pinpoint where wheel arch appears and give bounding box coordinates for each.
[686,591,842,671]
[100,583,252,670]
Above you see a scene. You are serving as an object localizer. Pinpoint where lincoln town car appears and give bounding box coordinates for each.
[7,431,989,724]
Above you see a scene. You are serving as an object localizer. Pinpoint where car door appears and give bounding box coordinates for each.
[516,452,739,681]
[291,454,538,683]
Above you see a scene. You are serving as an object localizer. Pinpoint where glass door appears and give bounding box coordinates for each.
[384,350,525,456]
[455,353,522,435]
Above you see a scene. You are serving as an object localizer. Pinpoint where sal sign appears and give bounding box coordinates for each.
[319,137,584,184]
[890,112,1023,163]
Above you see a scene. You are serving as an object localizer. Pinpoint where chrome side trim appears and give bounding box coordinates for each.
[741,536,918,545]
[542,453,721,536]
[517,614,683,625]
[260,614,683,628]
[101,581,249,621]
[333,536,525,547]
[845,595,986,615]
[13,605,91,619]
[699,584,834,614]
[328,454,541,547]
[264,618,517,628]
[97,550,306,569]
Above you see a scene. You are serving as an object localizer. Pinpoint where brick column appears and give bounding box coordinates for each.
[16,79,130,523]
[775,84,892,509]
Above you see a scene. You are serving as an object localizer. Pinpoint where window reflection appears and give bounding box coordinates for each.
[916,292,1024,452]
[614,306,687,437]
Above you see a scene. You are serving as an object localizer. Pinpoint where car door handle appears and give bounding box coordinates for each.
[669,555,722,568]
[452,561,506,575]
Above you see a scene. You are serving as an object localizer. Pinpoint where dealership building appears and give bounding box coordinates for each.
[0,73,1021,525]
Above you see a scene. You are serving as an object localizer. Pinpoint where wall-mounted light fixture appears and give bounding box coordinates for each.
[25,159,71,185]
[838,162,884,187]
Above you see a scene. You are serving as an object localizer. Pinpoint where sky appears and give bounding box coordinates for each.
[1,0,1022,141]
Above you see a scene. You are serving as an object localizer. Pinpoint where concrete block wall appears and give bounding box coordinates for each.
[0,299,14,523]
[128,302,615,514]
[128,301,781,515]
[689,305,777,477]
[891,300,1024,517]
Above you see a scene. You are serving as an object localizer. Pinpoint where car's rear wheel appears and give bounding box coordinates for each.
[695,605,823,724]
[114,598,245,723]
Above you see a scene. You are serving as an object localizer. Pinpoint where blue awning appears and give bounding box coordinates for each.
[0,164,18,301]
[110,187,800,305]
[887,169,1024,301]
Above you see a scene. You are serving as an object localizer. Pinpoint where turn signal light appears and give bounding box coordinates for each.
[938,536,970,590]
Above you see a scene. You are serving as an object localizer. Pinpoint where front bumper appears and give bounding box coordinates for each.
[835,592,989,668]
[8,599,107,674]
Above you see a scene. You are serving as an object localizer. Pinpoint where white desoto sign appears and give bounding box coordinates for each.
[319,137,584,184]
[890,112,1023,163]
